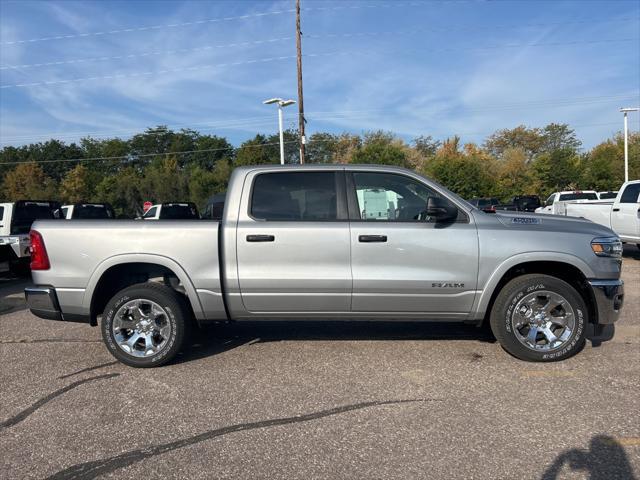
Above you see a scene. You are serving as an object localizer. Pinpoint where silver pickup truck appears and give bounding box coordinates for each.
[25,165,625,367]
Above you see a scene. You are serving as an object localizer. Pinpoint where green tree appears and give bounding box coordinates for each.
[3,161,57,199]
[484,125,545,162]
[60,164,93,203]
[422,139,496,199]
[531,147,580,196]
[141,156,188,203]
[188,160,232,209]
[95,167,144,217]
[351,131,409,167]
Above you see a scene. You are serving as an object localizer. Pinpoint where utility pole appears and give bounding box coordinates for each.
[296,0,306,164]
[620,107,639,183]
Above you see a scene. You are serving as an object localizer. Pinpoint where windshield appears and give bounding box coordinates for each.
[558,192,597,201]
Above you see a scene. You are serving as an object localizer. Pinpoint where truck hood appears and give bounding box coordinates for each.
[492,211,617,238]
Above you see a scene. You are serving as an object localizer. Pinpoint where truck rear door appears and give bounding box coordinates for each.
[611,183,640,242]
[346,171,479,317]
[235,169,351,314]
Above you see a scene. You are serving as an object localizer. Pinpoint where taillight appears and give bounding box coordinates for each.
[30,230,50,270]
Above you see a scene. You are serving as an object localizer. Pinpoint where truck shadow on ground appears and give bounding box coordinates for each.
[177,321,498,364]
[541,435,637,480]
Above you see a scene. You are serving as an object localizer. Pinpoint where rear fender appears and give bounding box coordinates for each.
[83,253,205,319]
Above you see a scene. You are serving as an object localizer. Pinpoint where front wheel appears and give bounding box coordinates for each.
[490,274,587,362]
[101,283,191,367]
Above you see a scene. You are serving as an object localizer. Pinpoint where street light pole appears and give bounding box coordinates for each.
[620,107,639,183]
[278,103,285,166]
[264,98,296,165]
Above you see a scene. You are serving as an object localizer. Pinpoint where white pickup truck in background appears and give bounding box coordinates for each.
[60,203,115,219]
[562,180,640,247]
[0,200,60,273]
[535,190,598,215]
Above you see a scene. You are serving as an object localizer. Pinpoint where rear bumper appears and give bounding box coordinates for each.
[25,286,62,320]
[588,279,624,324]
[25,286,90,323]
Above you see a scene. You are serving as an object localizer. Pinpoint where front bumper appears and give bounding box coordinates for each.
[24,286,62,320]
[588,279,624,324]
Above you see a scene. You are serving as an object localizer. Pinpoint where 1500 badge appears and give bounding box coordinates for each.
[432,282,465,288]
[512,217,541,225]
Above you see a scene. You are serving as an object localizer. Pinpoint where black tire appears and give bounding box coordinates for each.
[490,274,587,362]
[101,283,191,368]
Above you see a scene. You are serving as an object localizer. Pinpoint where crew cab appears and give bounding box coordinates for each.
[0,200,60,273]
[535,191,598,215]
[563,180,640,247]
[60,203,115,220]
[141,202,200,220]
[25,165,624,367]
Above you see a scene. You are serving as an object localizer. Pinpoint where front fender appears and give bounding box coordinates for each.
[472,251,595,318]
[82,253,205,320]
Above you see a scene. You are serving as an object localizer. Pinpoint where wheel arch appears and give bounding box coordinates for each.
[84,254,204,326]
[475,254,598,326]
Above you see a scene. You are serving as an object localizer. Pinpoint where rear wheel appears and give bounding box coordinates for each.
[101,283,190,367]
[490,274,587,361]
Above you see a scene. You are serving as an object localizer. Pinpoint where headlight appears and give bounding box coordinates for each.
[591,236,622,258]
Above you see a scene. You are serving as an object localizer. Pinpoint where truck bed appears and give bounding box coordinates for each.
[30,220,225,321]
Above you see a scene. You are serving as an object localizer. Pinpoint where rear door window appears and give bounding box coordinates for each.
[251,172,339,221]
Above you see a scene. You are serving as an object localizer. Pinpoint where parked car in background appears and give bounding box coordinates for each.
[141,202,200,220]
[25,165,624,367]
[563,180,640,248]
[597,191,618,200]
[468,197,501,212]
[494,195,542,213]
[535,190,598,215]
[0,200,60,273]
[61,203,115,219]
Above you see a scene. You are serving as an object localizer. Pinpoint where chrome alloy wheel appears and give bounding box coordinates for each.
[511,290,576,352]
[112,299,172,357]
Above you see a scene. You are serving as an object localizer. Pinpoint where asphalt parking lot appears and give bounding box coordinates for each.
[1,247,638,480]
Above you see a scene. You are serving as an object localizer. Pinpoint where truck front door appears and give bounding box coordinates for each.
[236,170,352,314]
[611,183,640,242]
[347,171,479,318]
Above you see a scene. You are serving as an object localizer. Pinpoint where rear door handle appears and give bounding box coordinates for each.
[612,208,620,212]
[246,234,275,242]
[359,235,387,243]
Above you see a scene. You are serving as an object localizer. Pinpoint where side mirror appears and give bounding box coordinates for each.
[426,196,458,223]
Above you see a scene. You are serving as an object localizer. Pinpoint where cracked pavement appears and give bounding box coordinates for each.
[1,246,638,479]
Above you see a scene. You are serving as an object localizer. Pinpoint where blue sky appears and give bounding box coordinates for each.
[0,0,638,150]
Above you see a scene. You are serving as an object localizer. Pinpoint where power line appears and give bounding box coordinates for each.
[0,94,636,144]
[0,140,299,166]
[4,16,634,71]
[0,2,434,46]
[3,35,637,90]
[0,121,631,165]
[0,9,296,46]
[0,37,293,70]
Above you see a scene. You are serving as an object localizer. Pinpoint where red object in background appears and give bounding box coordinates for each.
[143,201,152,213]
[30,230,50,270]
